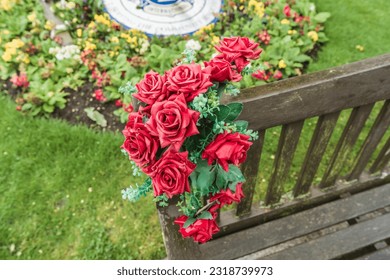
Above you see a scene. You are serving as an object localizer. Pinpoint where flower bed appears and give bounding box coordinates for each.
[0,0,330,128]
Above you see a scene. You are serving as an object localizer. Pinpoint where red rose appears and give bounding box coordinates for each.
[215,37,262,72]
[284,5,291,17]
[146,94,200,151]
[202,132,252,172]
[204,54,242,82]
[174,215,220,243]
[122,112,144,137]
[166,64,213,102]
[252,69,270,81]
[149,149,196,197]
[122,113,159,169]
[210,183,245,208]
[133,71,169,105]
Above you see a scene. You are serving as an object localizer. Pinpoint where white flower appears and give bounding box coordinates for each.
[52,45,81,61]
[185,39,201,51]
[139,40,150,55]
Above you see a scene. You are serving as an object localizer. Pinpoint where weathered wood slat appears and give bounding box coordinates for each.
[357,247,390,260]
[265,121,304,205]
[156,198,202,260]
[237,53,390,131]
[236,131,265,216]
[216,172,390,238]
[320,104,374,189]
[199,183,390,259]
[370,136,390,173]
[293,112,340,196]
[263,212,390,260]
[348,101,390,180]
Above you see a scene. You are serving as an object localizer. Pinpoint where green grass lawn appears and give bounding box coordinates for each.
[1,0,390,260]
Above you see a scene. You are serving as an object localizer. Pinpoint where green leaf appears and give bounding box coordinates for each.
[183,217,196,228]
[196,169,216,192]
[314,12,331,23]
[43,104,54,113]
[215,103,243,123]
[235,120,249,131]
[197,211,213,220]
[84,107,107,127]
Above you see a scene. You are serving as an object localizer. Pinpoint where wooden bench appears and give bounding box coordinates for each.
[157,54,390,260]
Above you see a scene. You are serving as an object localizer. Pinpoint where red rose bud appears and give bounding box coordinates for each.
[215,37,262,72]
[204,53,242,82]
[166,63,213,102]
[284,4,291,17]
[202,132,252,172]
[121,121,159,170]
[174,215,220,244]
[146,94,200,151]
[133,71,169,105]
[252,69,270,81]
[209,182,245,208]
[149,150,196,198]
[123,103,134,113]
[273,70,283,80]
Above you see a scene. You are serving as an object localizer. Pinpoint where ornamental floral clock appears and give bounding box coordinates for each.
[102,0,222,36]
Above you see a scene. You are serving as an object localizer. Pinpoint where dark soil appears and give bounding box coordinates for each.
[2,80,125,133]
[51,83,124,133]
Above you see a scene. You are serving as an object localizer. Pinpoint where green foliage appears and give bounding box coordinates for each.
[84,107,107,127]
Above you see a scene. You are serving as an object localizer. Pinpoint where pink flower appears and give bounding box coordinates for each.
[258,30,271,45]
[284,5,291,17]
[273,70,283,80]
[252,69,270,81]
[94,89,107,102]
[10,73,29,88]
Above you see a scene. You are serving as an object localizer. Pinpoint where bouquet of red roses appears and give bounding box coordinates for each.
[121,37,262,243]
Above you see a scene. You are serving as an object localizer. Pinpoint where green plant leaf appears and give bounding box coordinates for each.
[183,217,196,228]
[84,107,107,127]
[215,103,243,123]
[314,12,331,23]
[235,120,249,131]
[197,211,213,220]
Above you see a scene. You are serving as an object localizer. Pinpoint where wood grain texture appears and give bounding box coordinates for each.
[236,131,265,217]
[235,53,390,131]
[370,136,390,173]
[199,184,390,259]
[357,247,390,260]
[265,121,304,205]
[263,213,390,260]
[319,104,374,189]
[293,112,340,196]
[348,100,390,180]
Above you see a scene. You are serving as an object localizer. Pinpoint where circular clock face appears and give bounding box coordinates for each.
[102,0,223,36]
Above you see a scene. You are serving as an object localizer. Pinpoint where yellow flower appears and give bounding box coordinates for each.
[288,30,297,35]
[356,45,365,52]
[88,22,96,29]
[44,20,55,31]
[27,12,36,22]
[85,41,97,51]
[248,0,265,18]
[66,2,76,9]
[76,29,82,37]
[111,36,119,43]
[2,30,10,35]
[307,31,318,42]
[281,19,290,25]
[278,59,287,69]
[2,51,12,62]
[211,36,220,45]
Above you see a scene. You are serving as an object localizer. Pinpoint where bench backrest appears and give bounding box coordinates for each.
[157,54,390,259]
